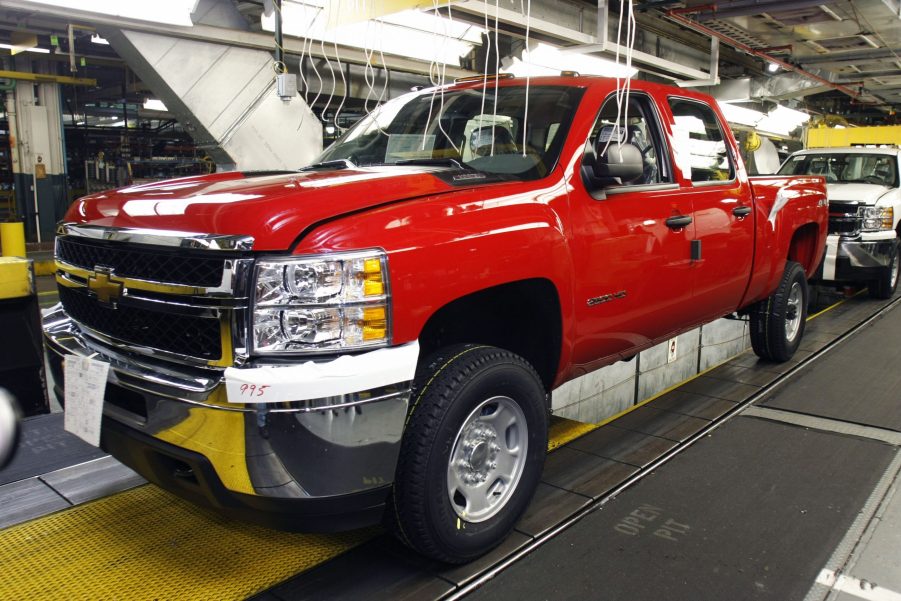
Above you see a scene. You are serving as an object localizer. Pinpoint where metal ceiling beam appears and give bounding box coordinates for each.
[0,68,95,85]
[0,0,471,78]
[693,0,832,21]
[799,47,901,66]
[666,6,866,102]
[452,0,713,80]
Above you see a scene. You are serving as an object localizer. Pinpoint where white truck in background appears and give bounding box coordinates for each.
[779,147,901,299]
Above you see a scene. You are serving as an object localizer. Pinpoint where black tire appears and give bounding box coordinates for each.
[390,344,548,563]
[868,240,899,300]
[750,261,808,362]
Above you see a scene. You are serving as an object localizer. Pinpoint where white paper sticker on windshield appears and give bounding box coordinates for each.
[64,355,109,447]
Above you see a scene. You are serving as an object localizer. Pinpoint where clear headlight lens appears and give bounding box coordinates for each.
[252,250,389,353]
[859,206,893,231]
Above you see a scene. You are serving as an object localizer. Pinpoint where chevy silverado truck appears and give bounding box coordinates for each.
[44,75,827,563]
[778,146,901,298]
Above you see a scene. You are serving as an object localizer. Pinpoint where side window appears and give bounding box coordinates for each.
[668,98,735,183]
[584,94,670,187]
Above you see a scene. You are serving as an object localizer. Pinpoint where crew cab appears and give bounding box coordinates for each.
[778,146,901,298]
[43,76,827,563]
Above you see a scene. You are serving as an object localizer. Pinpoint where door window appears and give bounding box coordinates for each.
[584,94,671,188]
[668,98,735,183]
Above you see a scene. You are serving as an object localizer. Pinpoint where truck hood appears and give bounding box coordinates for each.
[826,182,893,206]
[66,167,464,251]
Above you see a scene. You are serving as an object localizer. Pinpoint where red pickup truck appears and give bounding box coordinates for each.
[44,75,827,563]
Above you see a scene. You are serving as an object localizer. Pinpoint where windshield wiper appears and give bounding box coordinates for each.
[394,158,469,170]
[300,158,356,171]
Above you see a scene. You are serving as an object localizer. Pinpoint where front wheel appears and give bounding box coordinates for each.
[750,261,808,362]
[390,345,548,563]
[868,240,899,300]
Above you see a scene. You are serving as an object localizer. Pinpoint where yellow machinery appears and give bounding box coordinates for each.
[805,125,901,148]
[0,256,48,416]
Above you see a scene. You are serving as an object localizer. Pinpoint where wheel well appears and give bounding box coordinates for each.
[417,279,562,392]
[788,223,821,276]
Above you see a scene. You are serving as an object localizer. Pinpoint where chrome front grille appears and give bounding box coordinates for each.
[58,285,223,360]
[57,237,226,287]
[54,225,253,366]
[828,201,861,236]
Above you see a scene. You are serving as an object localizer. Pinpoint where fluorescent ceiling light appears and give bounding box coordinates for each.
[717,101,764,127]
[143,99,168,111]
[756,105,810,137]
[25,0,197,26]
[262,3,483,67]
[501,43,637,78]
[0,43,49,54]
[767,62,779,73]
[719,101,809,137]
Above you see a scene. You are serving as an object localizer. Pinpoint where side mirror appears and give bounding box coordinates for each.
[0,389,21,470]
[594,142,644,184]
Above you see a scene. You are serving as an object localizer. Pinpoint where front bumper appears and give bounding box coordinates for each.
[815,233,897,283]
[43,306,415,531]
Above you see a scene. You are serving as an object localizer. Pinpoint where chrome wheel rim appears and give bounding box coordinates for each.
[446,396,528,523]
[785,282,803,342]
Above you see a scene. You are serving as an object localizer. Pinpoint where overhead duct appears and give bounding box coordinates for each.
[99,1,321,171]
[666,5,874,104]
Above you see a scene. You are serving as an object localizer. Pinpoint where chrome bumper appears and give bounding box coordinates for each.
[43,306,411,507]
[819,234,896,283]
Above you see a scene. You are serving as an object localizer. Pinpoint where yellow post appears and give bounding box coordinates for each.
[0,222,26,258]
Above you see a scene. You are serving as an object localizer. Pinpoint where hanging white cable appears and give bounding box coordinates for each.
[307,32,324,114]
[437,2,461,155]
[361,0,377,118]
[376,17,389,106]
[332,22,349,132]
[320,36,336,125]
[521,0,531,157]
[491,0,500,156]
[297,5,309,104]
[602,0,636,156]
[476,4,491,141]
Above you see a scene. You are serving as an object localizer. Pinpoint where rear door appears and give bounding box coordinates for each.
[664,97,755,319]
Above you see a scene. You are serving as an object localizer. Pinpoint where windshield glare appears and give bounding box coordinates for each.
[778,153,898,188]
[315,85,584,180]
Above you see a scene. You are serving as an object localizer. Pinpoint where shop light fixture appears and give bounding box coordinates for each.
[718,101,809,137]
[25,0,196,26]
[501,43,637,78]
[767,62,779,73]
[90,34,110,45]
[261,3,483,68]
[0,43,49,54]
[143,99,168,111]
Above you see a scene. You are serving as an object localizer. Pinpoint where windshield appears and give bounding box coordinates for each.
[315,85,585,180]
[778,153,898,188]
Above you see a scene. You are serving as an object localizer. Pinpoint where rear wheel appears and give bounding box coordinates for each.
[750,261,808,362]
[390,344,547,563]
[868,240,899,300]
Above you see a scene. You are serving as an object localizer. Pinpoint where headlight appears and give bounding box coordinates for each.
[252,250,389,353]
[859,206,893,232]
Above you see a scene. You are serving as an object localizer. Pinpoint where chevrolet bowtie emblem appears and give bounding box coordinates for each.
[87,268,124,306]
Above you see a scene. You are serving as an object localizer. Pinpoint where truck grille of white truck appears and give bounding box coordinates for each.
[828,201,861,236]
